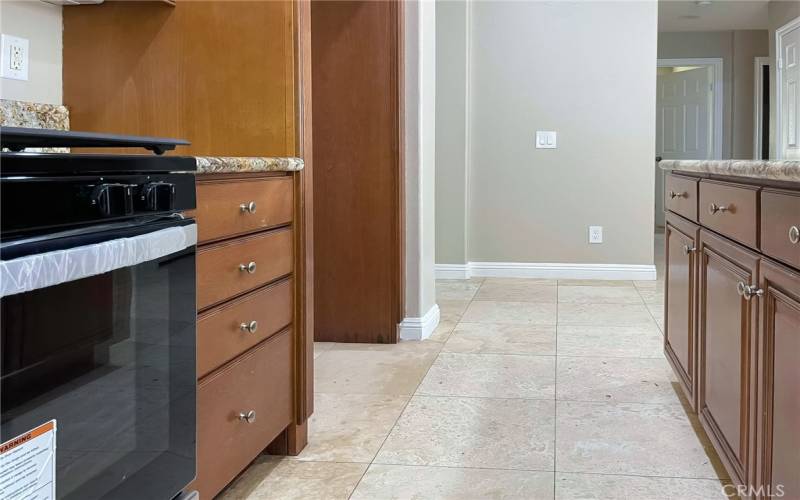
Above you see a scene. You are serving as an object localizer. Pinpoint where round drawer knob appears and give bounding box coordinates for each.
[708,203,729,215]
[737,281,763,301]
[238,410,257,423]
[790,225,800,245]
[682,244,696,255]
[239,261,257,274]
[240,201,257,214]
[240,320,258,334]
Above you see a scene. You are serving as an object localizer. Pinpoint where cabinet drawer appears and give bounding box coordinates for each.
[761,189,800,269]
[198,278,293,378]
[196,176,293,243]
[699,180,759,248]
[191,329,293,499]
[665,173,699,221]
[197,228,293,310]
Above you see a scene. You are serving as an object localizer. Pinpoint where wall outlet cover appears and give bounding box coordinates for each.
[589,225,603,244]
[1,34,30,81]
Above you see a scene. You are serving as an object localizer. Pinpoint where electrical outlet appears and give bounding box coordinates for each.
[589,226,603,244]
[1,34,30,81]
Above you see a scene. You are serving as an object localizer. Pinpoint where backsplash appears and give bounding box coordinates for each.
[0,99,69,130]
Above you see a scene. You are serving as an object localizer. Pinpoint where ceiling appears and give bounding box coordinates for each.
[658,0,770,32]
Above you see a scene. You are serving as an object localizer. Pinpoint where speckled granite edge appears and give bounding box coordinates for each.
[195,156,304,174]
[0,99,70,130]
[659,159,800,183]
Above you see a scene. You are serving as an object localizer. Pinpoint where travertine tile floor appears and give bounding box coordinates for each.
[220,234,732,499]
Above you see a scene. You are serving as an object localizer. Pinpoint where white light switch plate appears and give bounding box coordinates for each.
[1,34,30,81]
[535,131,557,149]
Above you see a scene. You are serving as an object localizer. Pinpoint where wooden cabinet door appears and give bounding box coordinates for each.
[664,213,700,409]
[754,260,800,499]
[697,229,759,488]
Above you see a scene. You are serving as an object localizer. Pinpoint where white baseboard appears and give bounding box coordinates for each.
[434,264,471,280]
[435,262,657,281]
[398,303,440,341]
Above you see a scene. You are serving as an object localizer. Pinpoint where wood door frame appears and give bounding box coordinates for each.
[292,0,314,440]
[657,58,724,160]
[753,56,770,160]
[308,0,405,343]
[775,15,800,160]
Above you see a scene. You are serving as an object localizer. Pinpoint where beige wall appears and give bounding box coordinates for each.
[658,30,769,160]
[464,1,657,265]
[768,0,800,158]
[0,1,62,104]
[434,1,468,265]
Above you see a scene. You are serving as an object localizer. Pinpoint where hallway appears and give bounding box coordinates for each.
[220,235,731,499]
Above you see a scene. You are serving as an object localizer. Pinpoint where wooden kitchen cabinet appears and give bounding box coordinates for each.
[664,170,800,497]
[664,212,700,409]
[753,259,800,499]
[697,229,759,487]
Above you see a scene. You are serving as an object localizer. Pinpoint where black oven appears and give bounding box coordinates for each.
[1,128,198,500]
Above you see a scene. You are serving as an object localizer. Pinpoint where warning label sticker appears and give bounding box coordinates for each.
[0,420,56,500]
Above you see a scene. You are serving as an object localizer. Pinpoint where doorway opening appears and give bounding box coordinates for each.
[753,57,770,160]
[654,58,723,231]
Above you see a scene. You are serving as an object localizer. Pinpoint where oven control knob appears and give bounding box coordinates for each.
[91,183,134,217]
[141,182,176,211]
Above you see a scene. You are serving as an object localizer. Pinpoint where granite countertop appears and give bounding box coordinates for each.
[659,159,800,183]
[195,156,304,174]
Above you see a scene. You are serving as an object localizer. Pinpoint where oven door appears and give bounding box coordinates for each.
[1,217,196,500]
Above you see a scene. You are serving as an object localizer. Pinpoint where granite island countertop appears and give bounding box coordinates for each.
[659,159,800,183]
[195,156,304,174]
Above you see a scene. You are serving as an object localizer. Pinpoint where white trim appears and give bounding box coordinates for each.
[398,303,440,341]
[435,263,470,280]
[657,58,724,160]
[775,16,800,160]
[435,262,657,281]
[753,56,769,160]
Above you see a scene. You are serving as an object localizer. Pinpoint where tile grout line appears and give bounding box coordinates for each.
[347,279,483,498]
[553,285,559,498]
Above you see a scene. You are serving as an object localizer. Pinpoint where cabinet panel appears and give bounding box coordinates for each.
[197,278,293,379]
[699,180,759,249]
[664,213,700,409]
[197,228,293,310]
[755,260,800,499]
[665,173,699,221]
[190,330,293,499]
[760,189,800,270]
[196,176,293,244]
[698,229,759,486]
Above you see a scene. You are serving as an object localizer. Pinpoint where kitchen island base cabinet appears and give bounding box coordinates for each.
[697,230,759,488]
[662,170,800,498]
[664,213,700,409]
[754,260,800,500]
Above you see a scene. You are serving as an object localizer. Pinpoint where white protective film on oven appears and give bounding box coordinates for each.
[0,224,197,298]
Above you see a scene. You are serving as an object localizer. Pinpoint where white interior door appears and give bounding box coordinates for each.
[779,23,800,160]
[656,67,714,160]
[655,66,714,229]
